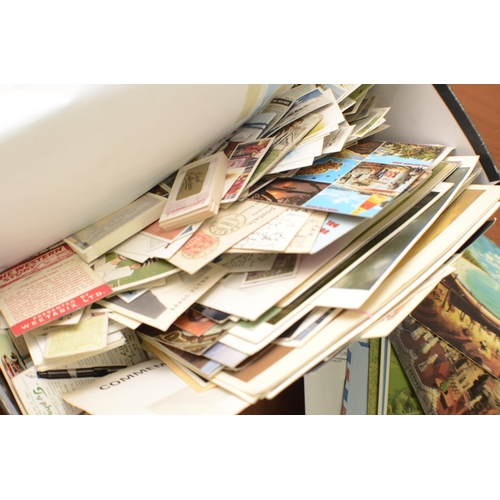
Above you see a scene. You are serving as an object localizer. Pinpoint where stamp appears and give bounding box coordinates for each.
[181,232,219,259]
[209,214,246,236]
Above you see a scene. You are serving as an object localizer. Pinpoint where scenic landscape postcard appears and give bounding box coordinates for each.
[411,217,500,379]
[334,161,425,196]
[302,185,391,217]
[249,178,392,218]
[390,316,500,415]
[292,155,359,183]
[364,141,452,168]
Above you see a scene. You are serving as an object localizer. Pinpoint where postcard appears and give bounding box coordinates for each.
[159,151,229,228]
[342,341,370,415]
[214,253,277,273]
[333,161,425,196]
[203,343,249,369]
[292,155,359,183]
[232,208,311,252]
[190,303,232,324]
[411,220,500,379]
[167,200,287,275]
[43,312,109,359]
[390,316,500,415]
[116,288,151,304]
[299,94,344,143]
[24,329,126,372]
[173,308,217,336]
[63,192,166,262]
[350,107,390,139]
[146,222,203,260]
[98,264,228,331]
[92,252,179,292]
[260,84,316,133]
[322,126,355,155]
[229,112,276,142]
[135,322,226,356]
[244,113,323,191]
[221,138,274,203]
[364,141,453,169]
[197,245,335,322]
[310,212,363,254]
[249,177,331,207]
[285,210,327,254]
[138,337,223,379]
[335,139,385,161]
[274,307,339,347]
[316,184,453,310]
[302,184,392,217]
[385,342,424,415]
[241,254,300,287]
[269,139,325,174]
[0,244,113,336]
[270,87,334,135]
[158,354,216,392]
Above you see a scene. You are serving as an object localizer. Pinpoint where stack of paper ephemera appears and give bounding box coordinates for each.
[1,83,499,415]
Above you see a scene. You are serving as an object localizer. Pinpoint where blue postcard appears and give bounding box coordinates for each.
[292,155,359,183]
[302,185,392,217]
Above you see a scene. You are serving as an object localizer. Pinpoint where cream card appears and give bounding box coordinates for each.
[232,208,311,252]
[43,312,109,359]
[285,210,327,254]
[168,201,287,274]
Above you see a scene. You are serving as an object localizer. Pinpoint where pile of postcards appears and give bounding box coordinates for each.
[1,84,499,415]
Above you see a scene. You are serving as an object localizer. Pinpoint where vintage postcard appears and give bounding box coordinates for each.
[0,244,112,336]
[322,126,355,155]
[309,212,363,254]
[64,192,166,262]
[190,303,232,324]
[284,210,327,254]
[385,342,424,415]
[269,139,324,174]
[316,184,453,310]
[364,141,453,169]
[244,113,323,191]
[249,178,331,208]
[43,312,109,360]
[167,200,287,275]
[221,138,274,203]
[350,107,390,139]
[333,161,425,196]
[232,208,311,252]
[390,316,500,415]
[214,253,277,273]
[302,184,392,217]
[197,246,334,322]
[203,342,249,369]
[136,322,227,356]
[411,220,500,379]
[92,252,179,292]
[260,84,316,133]
[292,155,359,183]
[270,87,334,135]
[241,254,300,288]
[274,307,339,348]
[336,139,385,161]
[138,337,223,379]
[98,264,228,331]
[158,151,229,231]
[173,308,217,336]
